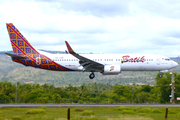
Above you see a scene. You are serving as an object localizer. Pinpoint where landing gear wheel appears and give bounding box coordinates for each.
[159,74,162,78]
[89,73,95,79]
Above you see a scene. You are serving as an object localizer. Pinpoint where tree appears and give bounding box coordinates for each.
[174,74,180,101]
[155,72,171,103]
[99,93,107,99]
[52,93,61,100]
[113,85,131,99]
[136,91,149,103]
[140,85,152,92]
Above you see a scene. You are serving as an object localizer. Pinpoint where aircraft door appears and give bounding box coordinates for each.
[156,57,160,65]
[36,56,41,65]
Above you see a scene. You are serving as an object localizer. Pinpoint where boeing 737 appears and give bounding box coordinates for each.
[5,23,178,79]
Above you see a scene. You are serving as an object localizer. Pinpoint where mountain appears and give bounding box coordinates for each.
[0,52,180,85]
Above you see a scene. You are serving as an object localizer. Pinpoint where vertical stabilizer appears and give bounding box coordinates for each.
[6,23,39,55]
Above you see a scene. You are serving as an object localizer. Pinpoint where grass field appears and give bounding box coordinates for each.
[0,106,180,120]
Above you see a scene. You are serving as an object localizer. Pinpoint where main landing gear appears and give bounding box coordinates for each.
[159,72,162,78]
[159,74,162,78]
[89,72,95,79]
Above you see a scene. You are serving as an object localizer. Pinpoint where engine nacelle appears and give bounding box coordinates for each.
[102,65,121,75]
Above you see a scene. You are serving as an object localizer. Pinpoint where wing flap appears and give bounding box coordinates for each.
[65,41,104,71]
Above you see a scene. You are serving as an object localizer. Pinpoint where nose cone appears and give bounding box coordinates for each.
[172,61,178,68]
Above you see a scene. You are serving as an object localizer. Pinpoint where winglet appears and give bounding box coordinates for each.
[65,41,76,54]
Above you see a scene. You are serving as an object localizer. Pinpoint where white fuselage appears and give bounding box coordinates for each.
[39,50,178,72]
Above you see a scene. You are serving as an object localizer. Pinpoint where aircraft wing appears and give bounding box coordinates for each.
[5,53,27,59]
[65,41,104,71]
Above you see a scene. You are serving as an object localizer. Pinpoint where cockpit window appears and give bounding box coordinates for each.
[165,58,170,61]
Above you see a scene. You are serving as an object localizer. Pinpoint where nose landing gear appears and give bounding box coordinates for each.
[89,72,95,79]
[159,71,162,78]
[159,74,162,78]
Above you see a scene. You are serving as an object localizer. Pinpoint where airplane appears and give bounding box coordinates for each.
[5,23,178,79]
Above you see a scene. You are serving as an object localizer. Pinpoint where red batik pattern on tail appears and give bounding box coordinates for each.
[6,23,39,55]
[6,23,73,71]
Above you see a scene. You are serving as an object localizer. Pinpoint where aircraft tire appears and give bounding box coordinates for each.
[89,73,95,79]
[159,74,162,78]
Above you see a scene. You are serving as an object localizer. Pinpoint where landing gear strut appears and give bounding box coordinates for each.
[89,72,95,79]
[159,73,162,78]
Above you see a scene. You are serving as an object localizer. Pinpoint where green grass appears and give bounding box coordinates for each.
[26,109,46,114]
[81,110,94,116]
[0,106,180,120]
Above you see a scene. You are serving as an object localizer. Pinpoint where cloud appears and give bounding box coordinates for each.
[36,0,131,17]
[0,0,180,57]
[133,0,180,19]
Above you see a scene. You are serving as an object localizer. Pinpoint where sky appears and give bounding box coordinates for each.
[0,0,180,57]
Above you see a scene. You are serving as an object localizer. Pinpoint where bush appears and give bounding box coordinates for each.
[74,108,84,112]
[26,109,45,114]
[71,117,107,120]
[137,108,152,113]
[12,116,22,120]
[109,99,114,104]
[121,110,135,114]
[78,100,84,104]
[169,110,177,114]
[40,106,47,109]
[118,107,132,111]
[81,110,94,116]
[151,109,162,113]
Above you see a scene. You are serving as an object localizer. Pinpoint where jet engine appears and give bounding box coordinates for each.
[102,65,121,75]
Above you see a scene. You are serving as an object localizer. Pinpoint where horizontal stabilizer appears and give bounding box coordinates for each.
[5,53,27,59]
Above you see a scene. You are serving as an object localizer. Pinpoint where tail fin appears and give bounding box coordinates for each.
[6,23,39,55]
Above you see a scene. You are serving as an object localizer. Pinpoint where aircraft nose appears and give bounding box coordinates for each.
[172,61,178,68]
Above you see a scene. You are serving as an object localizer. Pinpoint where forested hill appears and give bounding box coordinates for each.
[0,52,180,85]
